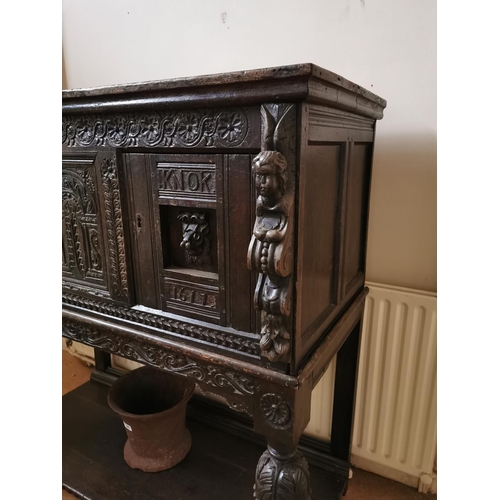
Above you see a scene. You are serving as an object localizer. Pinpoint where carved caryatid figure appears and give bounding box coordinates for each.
[178,212,212,266]
[248,148,294,362]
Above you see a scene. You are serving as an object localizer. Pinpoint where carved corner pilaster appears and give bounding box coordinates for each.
[247,104,296,363]
[100,157,129,301]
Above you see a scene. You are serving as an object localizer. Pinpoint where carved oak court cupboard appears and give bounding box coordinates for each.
[62,63,386,499]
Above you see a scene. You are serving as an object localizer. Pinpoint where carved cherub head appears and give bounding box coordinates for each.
[252,151,288,204]
[177,212,209,256]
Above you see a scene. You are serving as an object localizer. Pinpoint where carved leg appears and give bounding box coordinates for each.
[252,376,314,500]
[254,442,312,500]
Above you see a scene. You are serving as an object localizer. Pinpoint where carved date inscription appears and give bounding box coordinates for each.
[166,283,218,310]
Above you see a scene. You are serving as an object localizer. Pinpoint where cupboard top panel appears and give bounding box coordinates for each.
[62,63,386,119]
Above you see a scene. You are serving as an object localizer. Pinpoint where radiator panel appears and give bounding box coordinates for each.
[304,282,437,487]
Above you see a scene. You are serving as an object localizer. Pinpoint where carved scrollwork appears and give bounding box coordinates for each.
[178,211,212,265]
[100,157,128,300]
[247,104,296,362]
[254,446,312,500]
[62,318,255,405]
[62,108,248,148]
[62,292,260,356]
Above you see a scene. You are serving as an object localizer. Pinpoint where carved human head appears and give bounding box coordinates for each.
[252,151,288,201]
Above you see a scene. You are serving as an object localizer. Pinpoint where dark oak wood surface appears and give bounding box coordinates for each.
[62,64,385,500]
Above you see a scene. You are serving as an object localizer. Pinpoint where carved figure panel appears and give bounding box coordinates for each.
[62,159,104,284]
[247,104,296,362]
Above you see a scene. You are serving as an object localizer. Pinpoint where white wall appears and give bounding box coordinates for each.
[63,0,436,292]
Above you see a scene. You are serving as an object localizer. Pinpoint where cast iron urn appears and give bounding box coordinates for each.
[108,366,195,472]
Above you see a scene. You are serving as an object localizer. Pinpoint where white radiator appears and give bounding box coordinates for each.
[304,282,437,491]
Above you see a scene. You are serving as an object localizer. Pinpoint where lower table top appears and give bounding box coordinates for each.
[63,380,345,500]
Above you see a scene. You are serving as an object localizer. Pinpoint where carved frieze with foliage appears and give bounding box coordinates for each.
[62,318,255,404]
[63,108,249,149]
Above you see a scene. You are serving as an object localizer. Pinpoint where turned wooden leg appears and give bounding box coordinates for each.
[254,442,312,500]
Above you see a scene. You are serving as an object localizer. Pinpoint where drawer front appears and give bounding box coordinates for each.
[62,151,130,302]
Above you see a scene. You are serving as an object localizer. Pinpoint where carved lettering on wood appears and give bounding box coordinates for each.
[158,166,216,197]
[62,160,104,284]
[247,104,296,362]
[166,283,218,310]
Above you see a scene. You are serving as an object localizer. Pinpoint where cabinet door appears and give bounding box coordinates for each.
[62,151,131,303]
[123,152,255,332]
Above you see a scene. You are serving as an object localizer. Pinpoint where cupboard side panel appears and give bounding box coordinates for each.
[295,142,343,359]
[339,143,373,299]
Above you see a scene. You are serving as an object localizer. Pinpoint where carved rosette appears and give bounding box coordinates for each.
[260,393,291,429]
[254,446,312,500]
[247,104,296,362]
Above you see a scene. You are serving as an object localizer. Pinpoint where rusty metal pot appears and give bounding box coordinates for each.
[107,366,195,472]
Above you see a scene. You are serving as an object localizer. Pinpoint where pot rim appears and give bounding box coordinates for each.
[107,368,196,420]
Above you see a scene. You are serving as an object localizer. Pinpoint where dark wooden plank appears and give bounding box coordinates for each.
[122,153,162,309]
[226,154,254,333]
